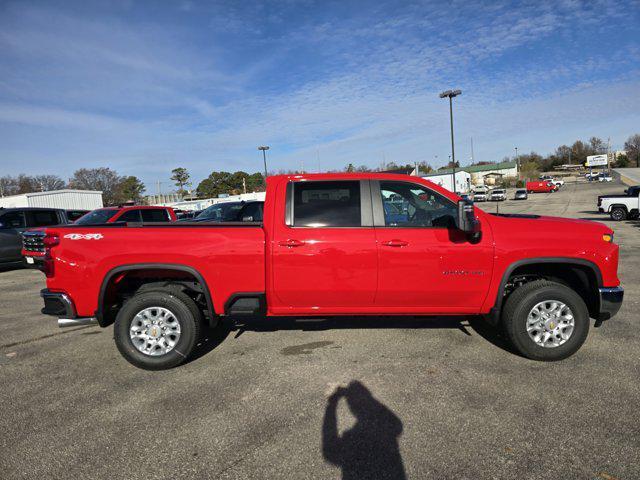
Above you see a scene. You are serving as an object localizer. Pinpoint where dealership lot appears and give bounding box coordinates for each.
[1,181,639,480]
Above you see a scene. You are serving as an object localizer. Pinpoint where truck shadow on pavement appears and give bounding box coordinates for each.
[223,315,518,356]
[322,380,407,480]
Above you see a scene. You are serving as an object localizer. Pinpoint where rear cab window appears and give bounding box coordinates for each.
[26,210,61,227]
[141,209,171,222]
[290,181,364,227]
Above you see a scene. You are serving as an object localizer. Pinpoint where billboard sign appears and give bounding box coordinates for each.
[585,154,608,167]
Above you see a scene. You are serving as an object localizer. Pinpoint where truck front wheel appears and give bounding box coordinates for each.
[501,280,589,361]
[114,289,202,370]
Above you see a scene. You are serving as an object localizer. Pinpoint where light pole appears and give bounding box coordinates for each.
[258,146,270,181]
[515,147,520,180]
[439,89,462,193]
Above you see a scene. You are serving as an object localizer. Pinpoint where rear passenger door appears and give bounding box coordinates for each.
[270,180,377,311]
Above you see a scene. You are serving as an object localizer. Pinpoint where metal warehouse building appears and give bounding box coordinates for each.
[0,189,103,210]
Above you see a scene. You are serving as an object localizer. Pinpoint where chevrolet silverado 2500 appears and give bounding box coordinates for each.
[23,173,623,369]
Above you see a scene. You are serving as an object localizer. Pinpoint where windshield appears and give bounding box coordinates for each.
[197,202,244,221]
[74,209,118,225]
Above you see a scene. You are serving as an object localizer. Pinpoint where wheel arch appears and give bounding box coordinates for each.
[608,203,628,212]
[96,263,215,327]
[487,257,603,325]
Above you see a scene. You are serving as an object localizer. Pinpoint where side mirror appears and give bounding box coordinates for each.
[457,199,481,242]
[0,222,5,229]
[242,215,254,222]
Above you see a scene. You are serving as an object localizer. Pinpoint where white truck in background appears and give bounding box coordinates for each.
[598,186,640,221]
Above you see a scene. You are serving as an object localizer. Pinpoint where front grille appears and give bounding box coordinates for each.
[22,231,46,252]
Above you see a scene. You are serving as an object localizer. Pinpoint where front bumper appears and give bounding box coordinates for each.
[597,287,624,321]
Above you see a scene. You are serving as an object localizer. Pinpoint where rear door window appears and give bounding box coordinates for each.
[118,210,142,222]
[0,211,26,229]
[141,209,171,222]
[293,181,361,227]
[26,210,60,227]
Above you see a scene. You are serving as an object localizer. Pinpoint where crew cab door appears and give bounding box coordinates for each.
[372,180,493,311]
[270,180,377,311]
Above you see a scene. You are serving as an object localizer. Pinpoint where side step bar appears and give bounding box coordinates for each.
[58,317,99,328]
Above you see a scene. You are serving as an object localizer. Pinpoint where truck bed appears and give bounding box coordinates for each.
[37,223,266,318]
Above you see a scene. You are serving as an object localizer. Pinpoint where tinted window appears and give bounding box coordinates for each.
[27,210,60,227]
[75,209,118,225]
[239,202,263,222]
[379,181,457,228]
[198,202,244,221]
[66,210,88,222]
[118,210,142,222]
[0,211,26,229]
[141,209,170,222]
[293,181,361,227]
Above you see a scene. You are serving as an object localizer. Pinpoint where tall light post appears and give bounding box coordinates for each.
[439,89,462,193]
[258,146,270,181]
[515,147,520,180]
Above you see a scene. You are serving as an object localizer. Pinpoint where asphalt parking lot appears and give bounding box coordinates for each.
[1,181,639,480]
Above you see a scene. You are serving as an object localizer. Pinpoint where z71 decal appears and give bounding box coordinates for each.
[63,233,104,240]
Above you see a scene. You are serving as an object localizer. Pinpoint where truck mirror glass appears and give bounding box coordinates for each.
[457,199,481,242]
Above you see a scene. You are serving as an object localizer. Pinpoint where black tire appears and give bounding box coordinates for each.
[501,280,589,361]
[114,288,202,370]
[610,207,627,221]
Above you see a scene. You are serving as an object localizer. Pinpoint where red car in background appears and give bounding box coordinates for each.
[74,205,177,224]
[526,181,557,193]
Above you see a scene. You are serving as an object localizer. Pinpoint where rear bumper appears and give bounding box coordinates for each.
[41,289,76,317]
[598,287,624,321]
[40,289,99,328]
[598,207,605,213]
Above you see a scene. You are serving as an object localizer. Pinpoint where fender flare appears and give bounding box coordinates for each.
[486,257,603,325]
[608,204,629,213]
[96,263,215,327]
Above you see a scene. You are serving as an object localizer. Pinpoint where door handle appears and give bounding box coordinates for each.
[278,239,305,247]
[381,239,408,247]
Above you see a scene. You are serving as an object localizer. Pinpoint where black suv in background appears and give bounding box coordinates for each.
[0,208,76,267]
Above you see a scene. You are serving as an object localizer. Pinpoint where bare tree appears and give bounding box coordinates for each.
[69,168,123,205]
[33,175,65,191]
[624,134,640,167]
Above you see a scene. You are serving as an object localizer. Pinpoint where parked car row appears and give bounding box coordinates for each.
[1,207,89,266]
[2,201,266,266]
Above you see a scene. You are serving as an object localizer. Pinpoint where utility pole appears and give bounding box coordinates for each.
[258,146,270,182]
[470,137,474,163]
[439,89,462,193]
[515,147,520,179]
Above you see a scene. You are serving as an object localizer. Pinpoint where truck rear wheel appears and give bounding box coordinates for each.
[501,280,589,361]
[114,289,202,370]
[610,207,627,221]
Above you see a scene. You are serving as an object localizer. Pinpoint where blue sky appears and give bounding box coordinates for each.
[1,0,639,193]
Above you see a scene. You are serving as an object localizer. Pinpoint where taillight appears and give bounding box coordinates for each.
[43,233,59,277]
[43,233,59,248]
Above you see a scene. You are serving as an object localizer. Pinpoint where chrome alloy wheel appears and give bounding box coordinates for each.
[129,307,181,356]
[526,300,575,348]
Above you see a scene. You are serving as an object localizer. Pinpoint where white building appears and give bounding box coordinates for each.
[0,189,103,210]
[421,171,471,193]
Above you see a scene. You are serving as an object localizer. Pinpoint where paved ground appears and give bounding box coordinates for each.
[1,181,639,480]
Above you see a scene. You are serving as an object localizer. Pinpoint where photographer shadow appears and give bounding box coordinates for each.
[322,381,406,480]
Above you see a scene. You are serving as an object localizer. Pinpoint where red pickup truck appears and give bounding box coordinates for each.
[24,173,623,369]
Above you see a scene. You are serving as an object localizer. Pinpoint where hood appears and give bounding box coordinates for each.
[486,212,613,237]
